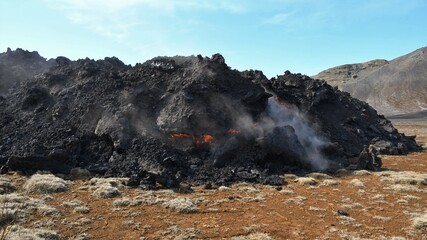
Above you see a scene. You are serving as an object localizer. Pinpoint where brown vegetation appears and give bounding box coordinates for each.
[0,123,425,239]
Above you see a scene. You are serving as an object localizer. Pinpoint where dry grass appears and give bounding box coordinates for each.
[294,177,317,186]
[133,190,174,206]
[162,198,199,213]
[233,184,260,193]
[352,170,371,176]
[92,185,121,199]
[0,193,53,221]
[112,197,142,207]
[242,224,261,234]
[371,194,385,201]
[89,177,128,187]
[340,203,364,210]
[283,174,298,180]
[306,172,333,179]
[23,174,69,194]
[336,215,357,226]
[279,189,294,195]
[0,207,16,240]
[156,225,201,239]
[373,215,392,222]
[375,171,427,186]
[284,196,306,205]
[412,213,427,229]
[231,232,273,240]
[402,195,421,201]
[6,226,59,240]
[0,178,15,194]
[239,194,266,203]
[308,206,326,212]
[385,184,423,193]
[37,206,59,216]
[61,200,83,209]
[74,206,90,214]
[218,186,231,192]
[321,179,341,186]
[89,178,127,199]
[62,217,93,228]
[350,179,365,188]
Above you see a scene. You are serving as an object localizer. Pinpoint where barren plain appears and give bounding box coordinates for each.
[0,122,426,240]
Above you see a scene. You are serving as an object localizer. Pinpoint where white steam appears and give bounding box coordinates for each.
[235,96,330,170]
[266,97,330,170]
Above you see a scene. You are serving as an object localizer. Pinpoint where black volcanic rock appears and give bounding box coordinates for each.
[0,48,55,95]
[0,49,421,187]
[265,72,420,159]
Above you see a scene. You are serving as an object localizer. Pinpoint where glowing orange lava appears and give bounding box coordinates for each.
[201,134,214,143]
[169,133,193,139]
[227,128,240,135]
[169,133,214,145]
[169,129,240,145]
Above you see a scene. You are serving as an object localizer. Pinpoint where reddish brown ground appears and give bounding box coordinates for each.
[5,122,427,239]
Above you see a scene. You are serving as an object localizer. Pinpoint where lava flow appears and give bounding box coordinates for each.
[169,133,214,145]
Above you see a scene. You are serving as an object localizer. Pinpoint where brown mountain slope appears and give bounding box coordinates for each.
[312,59,388,89]
[313,47,427,116]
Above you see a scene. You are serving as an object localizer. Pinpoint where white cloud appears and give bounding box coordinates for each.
[45,0,246,15]
[43,0,247,53]
[263,13,289,25]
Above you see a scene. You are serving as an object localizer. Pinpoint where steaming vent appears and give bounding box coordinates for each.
[265,97,330,170]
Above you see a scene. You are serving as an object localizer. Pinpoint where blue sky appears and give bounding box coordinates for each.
[1,0,426,77]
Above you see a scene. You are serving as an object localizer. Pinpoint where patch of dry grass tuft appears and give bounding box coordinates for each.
[6,226,59,240]
[61,200,83,209]
[231,232,273,240]
[0,178,15,194]
[340,203,364,210]
[92,185,121,199]
[352,170,371,176]
[158,225,201,239]
[89,177,128,187]
[308,206,326,212]
[162,198,199,213]
[113,197,142,207]
[24,174,69,194]
[306,172,333,179]
[74,206,90,214]
[385,184,422,193]
[371,194,385,201]
[321,179,341,186]
[376,171,427,186]
[218,186,231,192]
[279,189,294,195]
[284,196,306,205]
[350,179,365,188]
[294,177,317,186]
[412,213,427,229]
[402,195,421,201]
[337,215,357,226]
[373,215,392,222]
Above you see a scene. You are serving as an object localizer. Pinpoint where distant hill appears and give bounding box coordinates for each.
[313,59,388,89]
[313,47,427,116]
